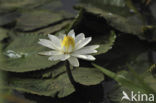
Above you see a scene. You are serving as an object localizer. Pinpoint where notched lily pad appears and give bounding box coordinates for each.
[0,33,59,72]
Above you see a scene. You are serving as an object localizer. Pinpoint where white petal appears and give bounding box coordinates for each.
[72,54,95,61]
[48,54,70,61]
[38,51,62,56]
[84,45,100,50]
[38,39,56,50]
[75,33,85,43]
[75,37,92,50]
[73,45,99,55]
[73,49,97,55]
[48,34,61,49]
[60,55,70,61]
[68,57,79,67]
[68,29,75,39]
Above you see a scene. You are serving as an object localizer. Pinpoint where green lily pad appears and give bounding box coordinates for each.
[1,67,104,98]
[35,19,72,34]
[73,67,104,85]
[0,33,59,72]
[15,10,72,31]
[0,0,48,10]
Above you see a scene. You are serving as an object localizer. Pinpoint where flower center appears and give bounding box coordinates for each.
[61,35,75,53]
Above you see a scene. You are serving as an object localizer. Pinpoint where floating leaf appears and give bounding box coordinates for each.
[38,0,62,11]
[15,10,72,31]
[1,67,104,98]
[0,33,59,72]
[35,19,72,34]
[74,67,104,86]
[0,0,48,10]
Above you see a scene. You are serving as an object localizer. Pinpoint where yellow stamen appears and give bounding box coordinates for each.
[61,35,75,53]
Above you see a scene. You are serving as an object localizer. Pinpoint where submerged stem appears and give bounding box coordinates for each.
[65,61,77,87]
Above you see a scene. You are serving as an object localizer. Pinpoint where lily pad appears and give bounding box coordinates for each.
[0,33,59,72]
[0,0,48,10]
[1,67,104,98]
[35,19,72,34]
[15,10,72,31]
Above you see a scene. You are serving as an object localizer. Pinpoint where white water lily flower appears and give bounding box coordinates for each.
[38,29,99,67]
